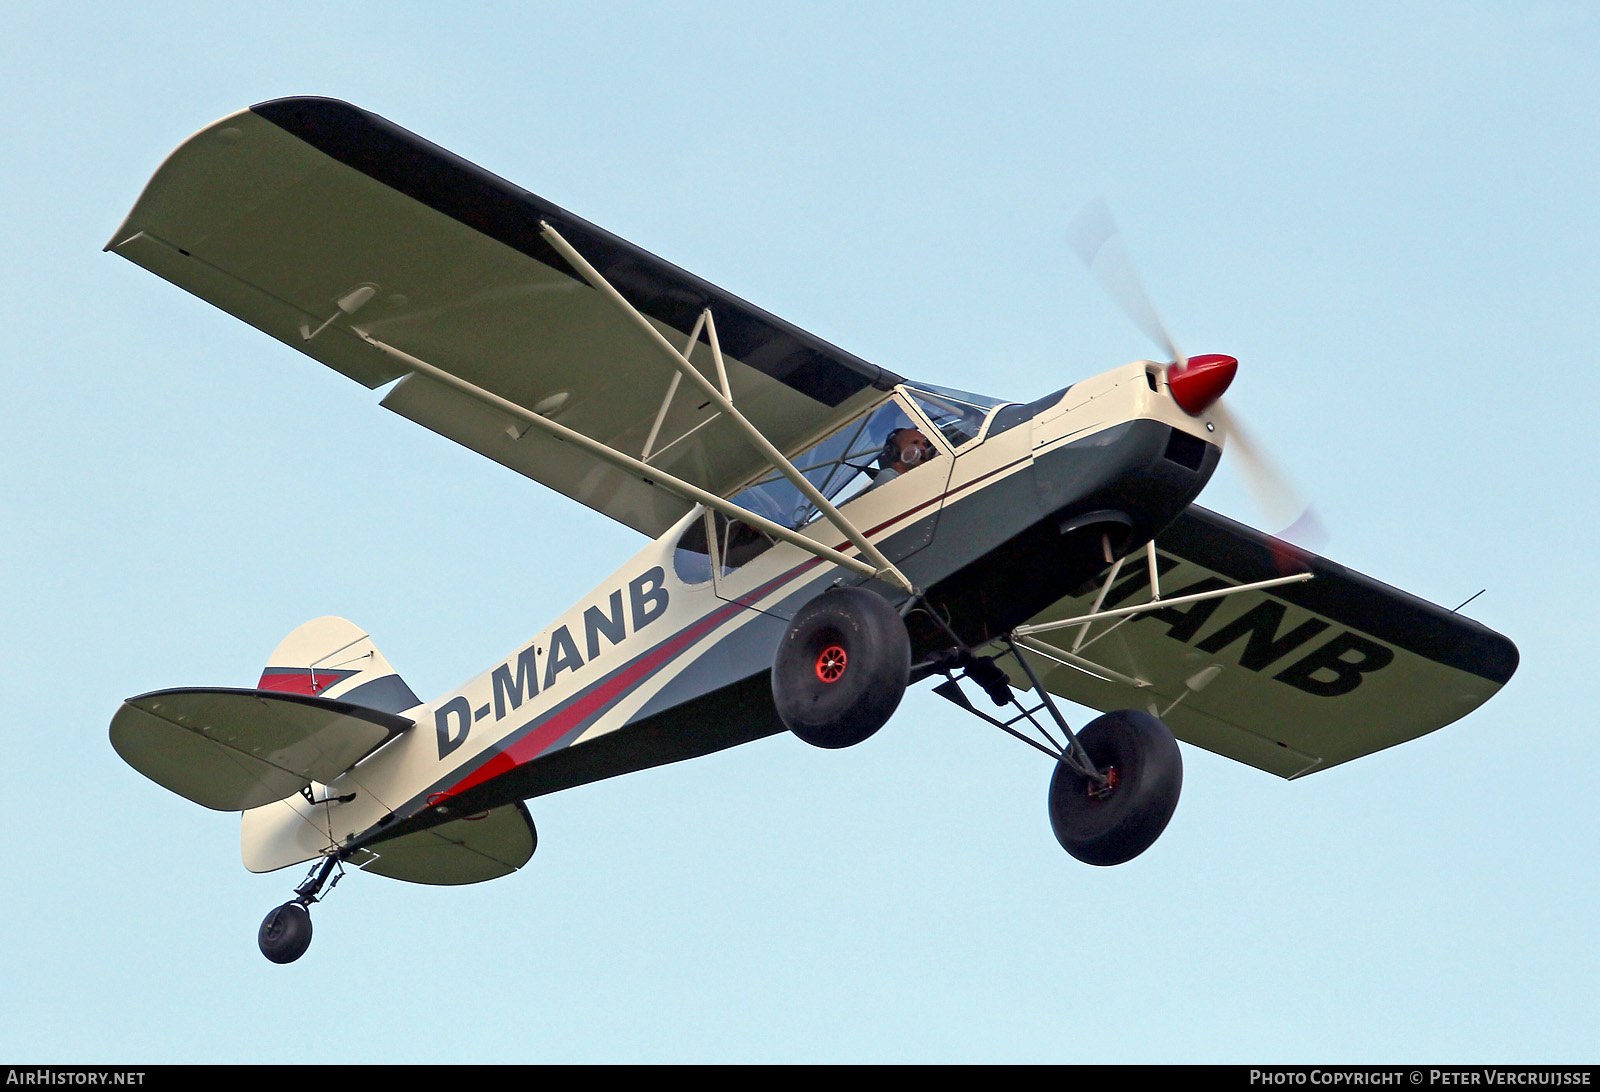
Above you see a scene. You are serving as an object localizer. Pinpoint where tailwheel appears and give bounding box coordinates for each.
[258,855,342,963]
[1048,709,1183,866]
[258,901,312,964]
[772,587,910,749]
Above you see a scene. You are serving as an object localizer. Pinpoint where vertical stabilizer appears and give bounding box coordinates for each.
[258,617,420,715]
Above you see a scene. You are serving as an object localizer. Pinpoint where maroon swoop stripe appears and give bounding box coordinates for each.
[436,558,825,801]
[424,457,1039,805]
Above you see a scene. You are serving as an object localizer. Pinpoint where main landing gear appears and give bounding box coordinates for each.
[258,855,344,964]
[929,635,1182,865]
[771,586,1181,866]
[771,587,911,749]
[1045,709,1182,866]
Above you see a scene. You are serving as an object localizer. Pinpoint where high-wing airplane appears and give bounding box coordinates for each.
[107,98,1518,964]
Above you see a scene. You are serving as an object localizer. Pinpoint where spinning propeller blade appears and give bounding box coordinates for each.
[1209,401,1324,552]
[1066,200,1323,554]
[1066,197,1185,367]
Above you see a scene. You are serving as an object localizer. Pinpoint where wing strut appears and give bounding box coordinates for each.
[354,333,907,588]
[1003,568,1316,714]
[1013,571,1314,639]
[537,222,915,594]
[640,311,707,461]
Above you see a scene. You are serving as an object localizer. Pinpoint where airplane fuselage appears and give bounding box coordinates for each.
[243,360,1223,871]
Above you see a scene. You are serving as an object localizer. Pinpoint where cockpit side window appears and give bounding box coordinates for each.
[670,398,925,576]
[672,510,717,584]
[727,399,919,531]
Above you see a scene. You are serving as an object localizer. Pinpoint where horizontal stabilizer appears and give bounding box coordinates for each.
[353,803,536,885]
[110,688,412,811]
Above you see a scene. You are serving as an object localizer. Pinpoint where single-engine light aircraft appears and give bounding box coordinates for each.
[108,99,1518,964]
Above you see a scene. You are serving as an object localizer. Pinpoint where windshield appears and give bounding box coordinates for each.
[902,383,1007,448]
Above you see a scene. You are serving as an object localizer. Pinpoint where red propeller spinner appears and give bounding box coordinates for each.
[1067,199,1320,556]
[1168,354,1238,416]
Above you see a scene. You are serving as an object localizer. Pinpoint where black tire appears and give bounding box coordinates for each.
[258,901,313,964]
[772,587,911,749]
[1048,710,1182,866]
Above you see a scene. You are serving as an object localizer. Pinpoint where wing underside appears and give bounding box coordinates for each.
[1004,506,1518,777]
[108,97,902,537]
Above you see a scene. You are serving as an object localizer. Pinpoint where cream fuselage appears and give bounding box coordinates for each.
[243,360,1222,872]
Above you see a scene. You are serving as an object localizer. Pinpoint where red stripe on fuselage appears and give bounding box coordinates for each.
[427,453,1039,806]
[435,558,824,801]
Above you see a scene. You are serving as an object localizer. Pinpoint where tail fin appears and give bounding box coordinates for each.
[258,617,420,714]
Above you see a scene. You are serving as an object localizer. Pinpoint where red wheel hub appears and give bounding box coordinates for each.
[815,645,848,683]
[1088,765,1120,800]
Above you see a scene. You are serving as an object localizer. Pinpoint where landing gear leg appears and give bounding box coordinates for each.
[927,634,1106,782]
[925,628,1182,866]
[258,855,342,964]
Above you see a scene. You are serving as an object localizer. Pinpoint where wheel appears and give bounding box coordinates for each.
[1048,709,1182,866]
[772,587,911,749]
[258,901,313,964]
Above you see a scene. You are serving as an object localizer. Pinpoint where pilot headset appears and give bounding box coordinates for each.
[882,428,930,468]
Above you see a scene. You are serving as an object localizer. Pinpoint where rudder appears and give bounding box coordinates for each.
[258,616,420,714]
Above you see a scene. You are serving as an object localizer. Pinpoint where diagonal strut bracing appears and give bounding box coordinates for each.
[538,221,915,594]
[353,333,891,583]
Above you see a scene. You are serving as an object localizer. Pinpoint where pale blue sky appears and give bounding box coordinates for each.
[2,1,1594,1062]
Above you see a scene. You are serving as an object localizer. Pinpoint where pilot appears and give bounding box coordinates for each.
[871,427,938,489]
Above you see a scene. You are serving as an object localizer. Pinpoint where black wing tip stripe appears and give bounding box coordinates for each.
[248,96,902,406]
[1166,506,1520,684]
